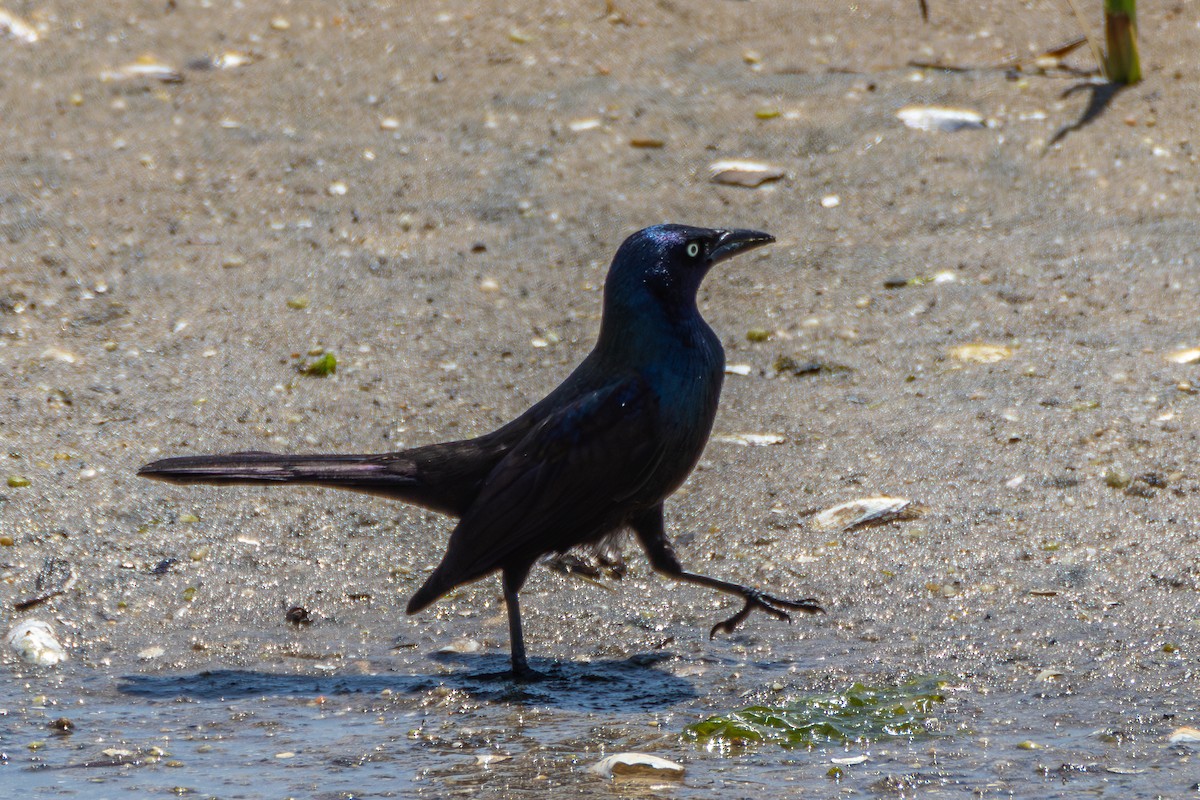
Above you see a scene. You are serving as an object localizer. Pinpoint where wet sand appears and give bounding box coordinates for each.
[2,1,1199,796]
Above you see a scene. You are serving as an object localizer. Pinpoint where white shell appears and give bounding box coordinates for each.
[0,9,38,43]
[1165,347,1200,365]
[1168,726,1200,744]
[41,347,80,364]
[100,60,183,83]
[212,51,253,69]
[814,496,919,531]
[590,752,685,780]
[6,619,67,666]
[709,160,785,187]
[475,754,513,765]
[947,343,1012,363]
[831,754,870,765]
[896,105,986,132]
[713,433,785,446]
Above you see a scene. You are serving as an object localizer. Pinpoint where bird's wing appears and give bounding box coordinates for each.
[426,374,666,590]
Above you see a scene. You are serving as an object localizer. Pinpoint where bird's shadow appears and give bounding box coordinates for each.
[116,651,698,712]
[1048,80,1126,147]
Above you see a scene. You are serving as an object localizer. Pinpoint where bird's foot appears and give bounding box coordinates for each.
[708,589,823,639]
[511,667,548,683]
[510,659,548,683]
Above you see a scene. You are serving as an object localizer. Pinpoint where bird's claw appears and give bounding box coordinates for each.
[708,589,823,639]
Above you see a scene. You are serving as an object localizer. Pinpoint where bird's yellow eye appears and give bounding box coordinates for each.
[686,243,700,258]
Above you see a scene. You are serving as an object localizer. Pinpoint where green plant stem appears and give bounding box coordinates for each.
[1104,0,1141,83]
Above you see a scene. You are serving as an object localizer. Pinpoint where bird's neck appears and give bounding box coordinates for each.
[595,291,722,371]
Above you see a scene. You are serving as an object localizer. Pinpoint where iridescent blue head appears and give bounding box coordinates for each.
[602,224,775,321]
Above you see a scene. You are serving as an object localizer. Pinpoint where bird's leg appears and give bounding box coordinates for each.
[630,506,823,638]
[667,569,823,638]
[501,568,541,681]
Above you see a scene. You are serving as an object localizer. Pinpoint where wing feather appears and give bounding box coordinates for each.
[408,375,666,607]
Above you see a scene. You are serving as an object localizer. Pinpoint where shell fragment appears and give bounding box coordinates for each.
[0,8,38,42]
[100,57,183,83]
[1165,347,1200,365]
[814,496,923,531]
[1168,727,1200,744]
[948,343,1013,363]
[709,160,785,187]
[591,752,685,780]
[897,105,986,132]
[714,433,785,446]
[6,619,67,666]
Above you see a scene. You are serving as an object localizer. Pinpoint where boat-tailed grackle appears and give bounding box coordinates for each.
[140,225,822,679]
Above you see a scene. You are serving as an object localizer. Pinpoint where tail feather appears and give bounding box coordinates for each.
[139,438,511,517]
[138,451,413,487]
[406,568,450,615]
[138,450,455,514]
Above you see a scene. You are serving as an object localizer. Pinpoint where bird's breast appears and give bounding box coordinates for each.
[636,331,724,497]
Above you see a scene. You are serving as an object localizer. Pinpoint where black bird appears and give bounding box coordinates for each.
[139,225,822,678]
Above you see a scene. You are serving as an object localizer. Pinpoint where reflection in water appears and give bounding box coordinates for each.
[116,650,697,710]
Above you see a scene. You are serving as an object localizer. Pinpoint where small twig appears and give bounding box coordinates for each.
[909,35,1094,76]
[14,559,77,611]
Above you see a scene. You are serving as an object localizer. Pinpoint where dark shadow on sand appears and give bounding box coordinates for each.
[116,651,698,711]
[1048,80,1126,147]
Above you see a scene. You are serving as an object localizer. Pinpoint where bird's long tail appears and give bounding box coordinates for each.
[139,451,402,488]
[138,442,500,517]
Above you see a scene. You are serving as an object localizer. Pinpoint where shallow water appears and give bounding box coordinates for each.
[3,652,1195,798]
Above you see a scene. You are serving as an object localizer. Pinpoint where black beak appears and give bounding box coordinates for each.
[709,229,775,264]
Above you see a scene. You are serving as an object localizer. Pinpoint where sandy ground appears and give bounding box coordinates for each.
[2,1,1200,796]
